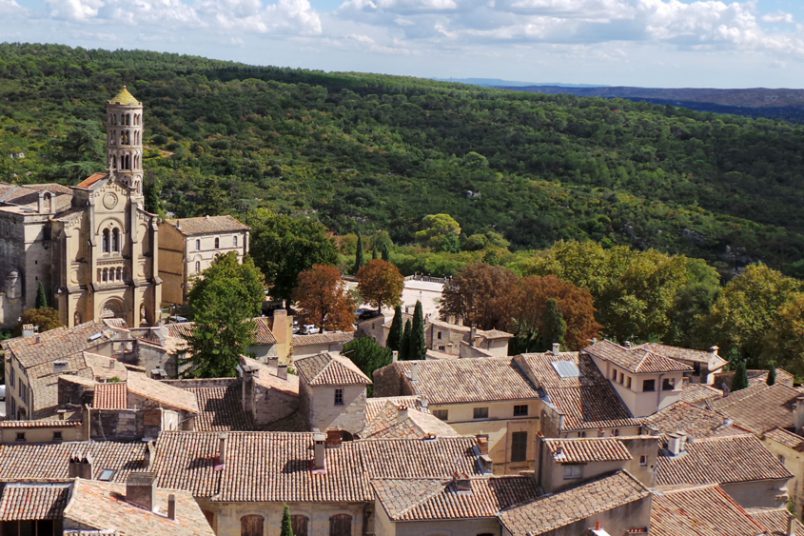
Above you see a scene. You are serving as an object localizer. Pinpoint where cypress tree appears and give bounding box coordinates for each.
[400,319,412,360]
[540,299,567,351]
[767,363,776,386]
[412,300,426,360]
[280,505,294,536]
[35,281,48,309]
[380,242,390,261]
[372,247,378,260]
[353,233,365,275]
[387,305,403,352]
[732,359,749,391]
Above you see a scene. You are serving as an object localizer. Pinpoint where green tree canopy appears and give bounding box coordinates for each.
[415,214,461,252]
[342,337,392,391]
[411,300,426,360]
[186,252,265,377]
[249,209,338,305]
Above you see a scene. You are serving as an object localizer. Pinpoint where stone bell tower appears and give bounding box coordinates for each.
[106,86,144,196]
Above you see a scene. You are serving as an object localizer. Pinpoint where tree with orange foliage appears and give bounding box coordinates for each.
[440,263,518,330]
[357,259,404,313]
[293,264,355,332]
[512,275,600,351]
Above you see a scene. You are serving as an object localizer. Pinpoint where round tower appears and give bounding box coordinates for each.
[106,86,144,195]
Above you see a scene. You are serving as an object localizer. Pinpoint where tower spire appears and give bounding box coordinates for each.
[106,86,143,195]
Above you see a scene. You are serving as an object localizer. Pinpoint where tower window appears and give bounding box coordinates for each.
[214,237,220,249]
[195,261,201,274]
[233,236,238,247]
[112,228,120,252]
[126,114,131,126]
[196,239,201,251]
[102,229,110,253]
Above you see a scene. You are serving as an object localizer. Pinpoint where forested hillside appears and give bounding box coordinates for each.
[1,43,803,277]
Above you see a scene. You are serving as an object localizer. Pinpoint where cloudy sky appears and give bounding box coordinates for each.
[2,0,803,87]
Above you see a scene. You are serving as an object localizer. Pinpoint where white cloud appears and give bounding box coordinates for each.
[0,0,23,15]
[47,0,104,20]
[762,11,794,25]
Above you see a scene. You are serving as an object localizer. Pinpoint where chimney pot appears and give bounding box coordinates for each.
[392,350,398,363]
[125,471,156,511]
[167,494,176,520]
[277,364,288,380]
[552,342,560,355]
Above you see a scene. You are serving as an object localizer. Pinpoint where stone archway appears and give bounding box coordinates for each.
[100,297,125,319]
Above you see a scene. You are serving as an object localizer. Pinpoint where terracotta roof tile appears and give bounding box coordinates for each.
[167,379,255,431]
[92,383,128,410]
[252,317,277,345]
[127,373,199,414]
[295,352,371,386]
[637,343,727,368]
[514,352,640,430]
[292,331,354,347]
[644,401,737,440]
[75,172,109,189]
[373,476,541,521]
[651,484,771,536]
[763,427,804,451]
[584,340,692,373]
[712,383,801,434]
[361,404,459,439]
[542,437,632,464]
[0,483,70,520]
[167,215,249,236]
[2,321,117,369]
[382,357,537,405]
[151,432,481,502]
[748,507,804,535]
[498,471,650,535]
[0,442,147,482]
[365,396,420,421]
[655,434,792,487]
[678,383,723,405]
[63,479,214,536]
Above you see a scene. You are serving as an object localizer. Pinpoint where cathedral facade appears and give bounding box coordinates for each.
[0,87,161,329]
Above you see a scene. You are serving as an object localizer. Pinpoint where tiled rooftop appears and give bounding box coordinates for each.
[360,403,459,439]
[93,382,128,410]
[748,507,804,535]
[64,479,214,536]
[542,437,632,464]
[295,352,371,386]
[643,401,737,440]
[678,383,723,405]
[152,432,481,503]
[712,382,801,434]
[381,358,538,405]
[292,331,354,347]
[168,379,255,431]
[514,352,640,430]
[651,484,771,536]
[0,482,70,520]
[373,476,541,521]
[365,396,420,421]
[636,343,727,368]
[583,340,692,374]
[252,316,277,345]
[498,471,650,535]
[655,434,792,487]
[763,427,804,451]
[2,321,118,369]
[0,442,148,482]
[167,214,249,236]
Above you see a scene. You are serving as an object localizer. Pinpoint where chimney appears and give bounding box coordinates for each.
[68,454,93,479]
[277,364,288,380]
[313,432,327,472]
[176,220,181,230]
[409,362,418,383]
[469,326,477,347]
[475,434,489,456]
[167,494,176,520]
[450,472,472,493]
[710,345,719,357]
[326,429,343,448]
[126,472,156,511]
[144,441,154,470]
[391,350,398,363]
[57,409,67,421]
[787,513,795,536]
[795,396,804,433]
[22,324,35,338]
[242,367,257,415]
[625,340,632,349]
[419,398,429,411]
[666,432,687,456]
[552,342,561,355]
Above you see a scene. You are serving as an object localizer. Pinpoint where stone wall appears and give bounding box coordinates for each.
[308,384,366,435]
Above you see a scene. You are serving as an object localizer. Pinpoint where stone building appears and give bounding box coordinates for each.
[0,87,161,330]
[158,215,249,306]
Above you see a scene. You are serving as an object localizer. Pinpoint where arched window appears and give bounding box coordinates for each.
[117,267,123,280]
[291,515,309,536]
[233,235,238,247]
[97,269,102,281]
[111,114,117,126]
[102,268,108,282]
[240,515,263,536]
[329,514,352,536]
[112,228,120,252]
[102,229,110,253]
[126,114,131,126]
[214,237,220,249]
[195,261,201,274]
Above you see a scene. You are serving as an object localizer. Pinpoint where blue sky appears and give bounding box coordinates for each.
[3,0,804,87]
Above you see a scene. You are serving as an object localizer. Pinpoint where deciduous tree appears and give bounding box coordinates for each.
[441,263,517,330]
[293,264,355,332]
[415,213,461,252]
[357,259,404,313]
[187,253,265,377]
[16,307,61,335]
[249,209,338,305]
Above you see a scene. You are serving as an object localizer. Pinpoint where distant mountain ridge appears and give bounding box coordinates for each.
[500,85,804,122]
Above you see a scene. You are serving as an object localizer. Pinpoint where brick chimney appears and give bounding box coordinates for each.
[326,429,343,448]
[167,494,176,520]
[277,364,288,380]
[68,454,94,479]
[475,434,489,456]
[126,472,156,511]
[450,472,472,493]
[312,432,327,472]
